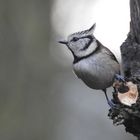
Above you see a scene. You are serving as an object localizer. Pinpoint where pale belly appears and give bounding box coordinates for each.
[73,57,120,90]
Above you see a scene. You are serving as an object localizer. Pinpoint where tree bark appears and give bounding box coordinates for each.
[122,0,140,79]
[108,0,140,139]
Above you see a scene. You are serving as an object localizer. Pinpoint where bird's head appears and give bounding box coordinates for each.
[59,23,97,58]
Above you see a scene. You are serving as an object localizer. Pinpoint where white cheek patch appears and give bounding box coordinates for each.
[77,41,97,57]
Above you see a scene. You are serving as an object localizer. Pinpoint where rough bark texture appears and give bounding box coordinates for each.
[108,0,140,139]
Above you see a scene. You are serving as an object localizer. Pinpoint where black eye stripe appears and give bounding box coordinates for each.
[72,37,79,42]
[71,35,93,42]
[81,35,93,40]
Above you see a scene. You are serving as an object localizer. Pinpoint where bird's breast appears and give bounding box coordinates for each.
[73,55,120,90]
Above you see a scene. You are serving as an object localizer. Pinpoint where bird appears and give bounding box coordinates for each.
[59,23,121,107]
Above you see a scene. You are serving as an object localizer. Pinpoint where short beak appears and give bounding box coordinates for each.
[58,40,68,45]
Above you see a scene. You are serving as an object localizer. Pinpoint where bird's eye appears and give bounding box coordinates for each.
[72,37,79,42]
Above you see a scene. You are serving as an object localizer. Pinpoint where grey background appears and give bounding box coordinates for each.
[0,0,136,140]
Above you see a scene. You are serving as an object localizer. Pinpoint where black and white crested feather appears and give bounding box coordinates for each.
[64,23,97,60]
[68,23,96,41]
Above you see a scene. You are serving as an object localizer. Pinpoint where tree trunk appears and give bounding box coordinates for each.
[121,0,140,79]
[108,0,140,139]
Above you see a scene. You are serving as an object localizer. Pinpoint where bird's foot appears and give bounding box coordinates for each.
[107,99,116,109]
[115,74,125,83]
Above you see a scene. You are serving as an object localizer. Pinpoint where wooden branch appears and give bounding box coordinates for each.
[108,0,140,139]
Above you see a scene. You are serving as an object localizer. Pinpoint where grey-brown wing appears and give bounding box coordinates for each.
[96,40,119,63]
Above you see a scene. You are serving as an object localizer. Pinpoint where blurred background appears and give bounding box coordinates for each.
[0,0,137,140]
